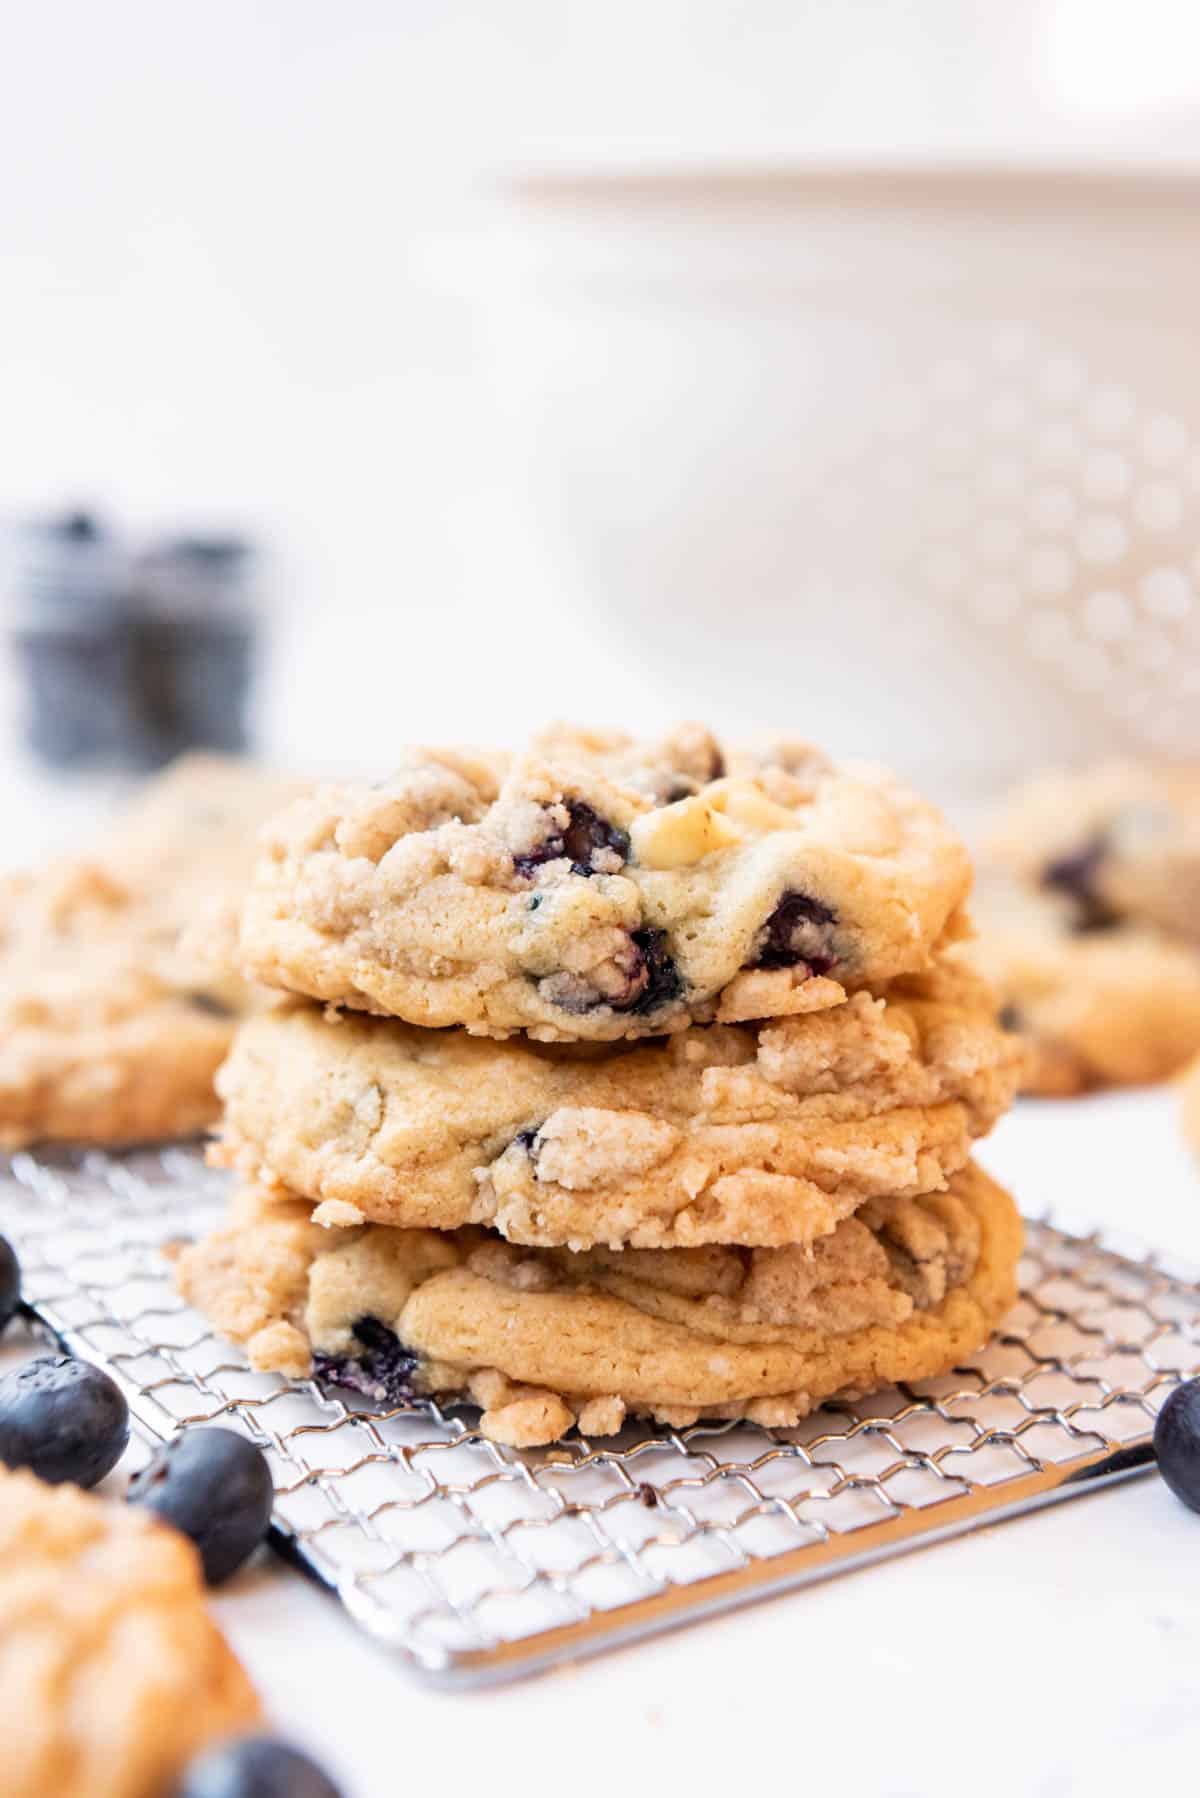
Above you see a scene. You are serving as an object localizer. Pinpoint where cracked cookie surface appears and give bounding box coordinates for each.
[238,723,972,1041]
[0,1467,260,1798]
[178,1162,1021,1448]
[213,959,1023,1249]
[0,755,302,1146]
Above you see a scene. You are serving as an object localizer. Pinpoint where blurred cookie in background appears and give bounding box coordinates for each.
[0,755,303,1148]
[987,762,1200,944]
[1179,1052,1200,1159]
[0,1467,260,1798]
[968,875,1200,1097]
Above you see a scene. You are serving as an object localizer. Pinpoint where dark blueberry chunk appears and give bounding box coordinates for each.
[997,1003,1025,1034]
[0,1234,19,1336]
[186,991,236,1019]
[561,801,630,872]
[1154,1379,1200,1513]
[626,928,683,1015]
[537,928,682,1017]
[128,1427,273,1585]
[661,746,725,805]
[751,890,839,975]
[512,1127,540,1152]
[0,1355,128,1486]
[171,1735,343,1798]
[1040,833,1118,932]
[312,1317,420,1407]
[513,800,629,878]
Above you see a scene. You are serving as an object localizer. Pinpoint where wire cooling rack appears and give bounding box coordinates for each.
[0,1144,1192,1687]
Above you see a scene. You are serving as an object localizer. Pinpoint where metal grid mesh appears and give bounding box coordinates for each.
[0,1144,1192,1686]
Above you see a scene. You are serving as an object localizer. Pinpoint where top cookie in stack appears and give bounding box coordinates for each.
[238,723,974,1040]
[182,724,1024,1449]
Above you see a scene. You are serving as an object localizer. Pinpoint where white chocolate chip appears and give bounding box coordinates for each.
[630,795,744,869]
[705,777,802,834]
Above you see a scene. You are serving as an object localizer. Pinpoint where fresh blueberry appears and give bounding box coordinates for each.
[171,1735,343,1798]
[312,1316,420,1408]
[513,800,630,878]
[0,1355,128,1486]
[0,1234,19,1336]
[1040,834,1117,932]
[751,890,839,975]
[128,1426,273,1585]
[1154,1379,1200,1513]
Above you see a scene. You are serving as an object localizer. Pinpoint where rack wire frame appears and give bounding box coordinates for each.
[0,1144,1189,1688]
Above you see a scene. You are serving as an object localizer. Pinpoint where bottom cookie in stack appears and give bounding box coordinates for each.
[178,1162,1022,1448]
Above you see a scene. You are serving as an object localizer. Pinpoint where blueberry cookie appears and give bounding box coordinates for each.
[0,1467,260,1798]
[212,960,1023,1249]
[988,762,1200,943]
[238,724,972,1041]
[178,1162,1021,1448]
[967,881,1200,1096]
[1177,1053,1200,1156]
[0,755,302,1147]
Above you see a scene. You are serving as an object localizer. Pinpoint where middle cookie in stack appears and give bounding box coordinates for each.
[180,725,1026,1447]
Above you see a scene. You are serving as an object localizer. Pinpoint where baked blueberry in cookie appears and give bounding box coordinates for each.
[1039,833,1119,933]
[512,799,631,879]
[312,1317,422,1407]
[750,889,839,973]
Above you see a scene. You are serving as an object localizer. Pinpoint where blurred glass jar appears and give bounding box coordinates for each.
[7,511,134,768]
[127,535,258,766]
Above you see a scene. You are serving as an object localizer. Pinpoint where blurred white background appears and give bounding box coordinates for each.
[6,0,1200,783]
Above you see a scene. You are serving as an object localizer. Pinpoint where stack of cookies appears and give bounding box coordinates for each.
[180,725,1026,1448]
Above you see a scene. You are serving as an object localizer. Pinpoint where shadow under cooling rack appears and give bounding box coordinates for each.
[0,1144,1192,1686]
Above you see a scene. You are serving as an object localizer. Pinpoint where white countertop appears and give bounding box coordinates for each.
[4,1086,1197,1798]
